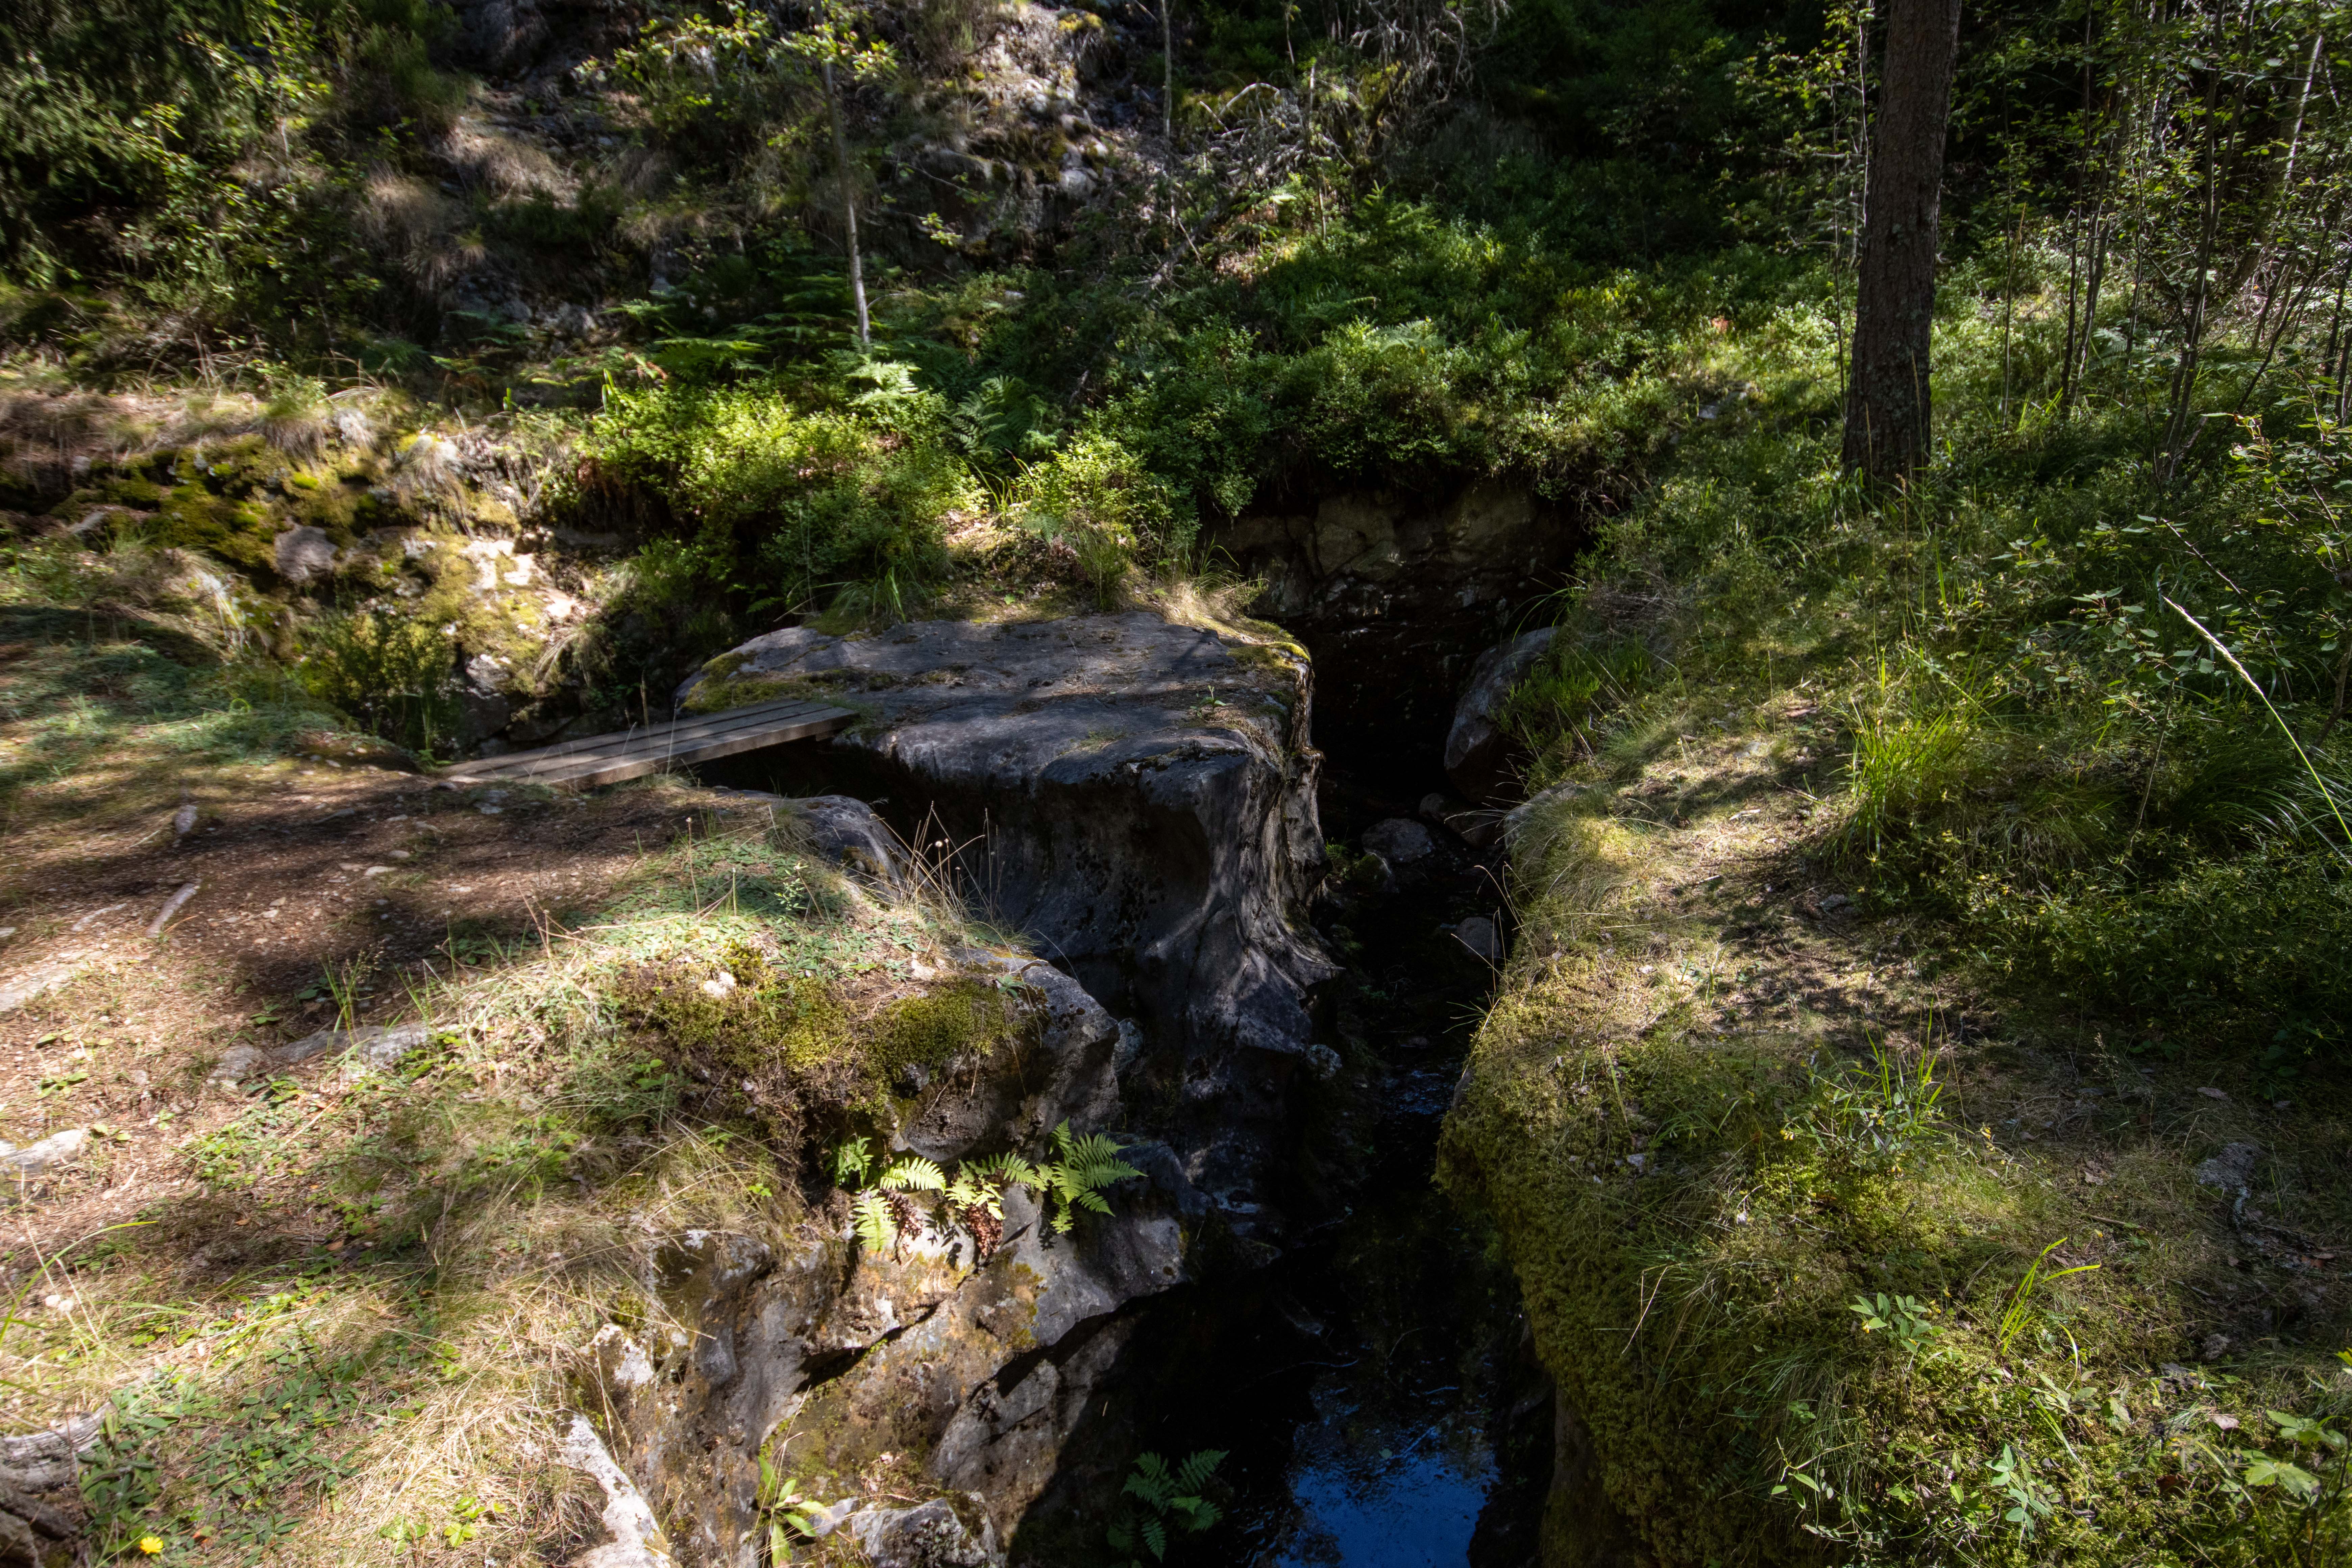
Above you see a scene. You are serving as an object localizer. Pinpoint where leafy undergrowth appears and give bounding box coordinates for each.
[0,623,1025,1566]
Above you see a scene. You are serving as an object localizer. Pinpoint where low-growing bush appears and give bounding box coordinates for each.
[1012,432,1185,603]
[1962,840,2352,1056]
[294,607,459,757]
[573,382,979,618]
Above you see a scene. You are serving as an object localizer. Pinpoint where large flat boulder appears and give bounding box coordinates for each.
[678,612,1336,1215]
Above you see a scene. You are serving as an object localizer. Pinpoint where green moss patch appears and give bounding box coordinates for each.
[617,952,1021,1166]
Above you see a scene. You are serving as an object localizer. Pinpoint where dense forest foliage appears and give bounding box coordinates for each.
[6,0,2352,1561]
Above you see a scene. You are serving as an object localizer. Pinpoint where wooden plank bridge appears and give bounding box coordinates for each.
[443,695,855,791]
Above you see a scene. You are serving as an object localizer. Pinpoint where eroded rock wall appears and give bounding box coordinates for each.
[1211,481,1582,772]
[578,945,1206,1567]
[568,622,1341,1564]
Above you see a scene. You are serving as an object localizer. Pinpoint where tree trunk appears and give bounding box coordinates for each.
[1841,0,1964,482]
[822,59,870,347]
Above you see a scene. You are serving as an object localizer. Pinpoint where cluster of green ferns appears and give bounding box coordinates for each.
[829,1122,1140,1256]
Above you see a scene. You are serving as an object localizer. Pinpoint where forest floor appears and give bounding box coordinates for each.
[0,608,974,1564]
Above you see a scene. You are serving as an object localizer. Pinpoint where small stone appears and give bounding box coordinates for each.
[272,525,338,584]
[806,1498,863,1538]
[847,1499,1002,1568]
[2201,1333,2232,1362]
[1453,916,1502,963]
[0,1128,88,1176]
[1362,817,1435,864]
[2198,1086,2230,1100]
[210,1044,266,1085]
[2194,1141,2261,1192]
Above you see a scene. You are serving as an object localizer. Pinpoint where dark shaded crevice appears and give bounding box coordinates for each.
[1001,753,1541,1564]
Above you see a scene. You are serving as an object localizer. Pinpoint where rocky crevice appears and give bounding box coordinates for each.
[567,599,1577,1567]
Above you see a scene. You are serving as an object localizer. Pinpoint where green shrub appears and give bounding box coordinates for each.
[1963,840,2352,1054]
[1012,432,1183,603]
[577,382,979,617]
[294,607,458,757]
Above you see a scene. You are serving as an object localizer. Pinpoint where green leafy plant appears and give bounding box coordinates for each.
[1030,1121,1142,1235]
[295,609,460,759]
[829,1136,945,1253]
[1983,1443,2055,1540]
[1787,1035,1945,1176]
[1107,1449,1226,1565]
[2231,1351,2352,1566]
[756,1443,816,1565]
[1847,1293,1945,1363]
[827,1122,1139,1255]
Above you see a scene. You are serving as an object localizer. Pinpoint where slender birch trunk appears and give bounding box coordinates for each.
[822,58,870,347]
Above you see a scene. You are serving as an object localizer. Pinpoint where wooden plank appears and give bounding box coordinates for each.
[454,698,843,777]
[446,697,843,776]
[466,703,850,779]
[443,699,854,790]
[552,709,852,789]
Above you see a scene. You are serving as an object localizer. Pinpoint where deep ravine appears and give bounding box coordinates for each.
[1078,758,1549,1568]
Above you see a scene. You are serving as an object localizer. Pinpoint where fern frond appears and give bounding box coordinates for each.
[970,1151,1040,1190]
[1172,1449,1226,1493]
[1141,1517,1167,1561]
[882,1156,946,1192]
[831,1136,872,1187]
[1126,1453,1171,1495]
[1050,1124,1141,1191]
[1169,1496,1220,1532]
[851,1189,896,1251]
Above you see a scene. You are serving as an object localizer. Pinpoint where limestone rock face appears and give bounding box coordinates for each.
[1211,482,1580,766]
[847,1499,1003,1568]
[583,1147,1202,1563]
[586,612,1348,1563]
[680,611,1336,1216]
[1445,627,1558,804]
[787,793,913,889]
